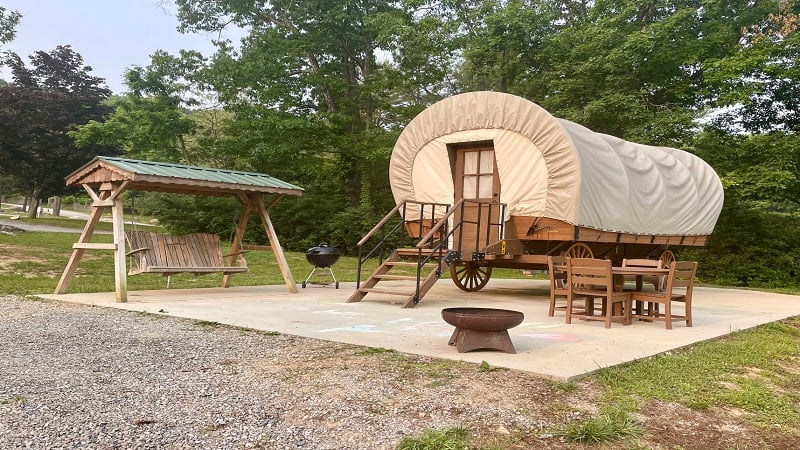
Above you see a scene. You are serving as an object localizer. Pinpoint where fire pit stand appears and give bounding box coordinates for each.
[441,307,524,354]
[302,243,340,289]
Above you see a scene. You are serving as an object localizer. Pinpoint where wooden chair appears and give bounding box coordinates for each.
[621,258,662,291]
[547,255,569,316]
[566,258,632,328]
[631,261,698,329]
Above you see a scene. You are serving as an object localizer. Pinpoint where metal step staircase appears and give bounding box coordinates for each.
[351,199,504,307]
[347,247,453,308]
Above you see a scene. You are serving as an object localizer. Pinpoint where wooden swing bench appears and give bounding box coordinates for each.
[125,230,248,277]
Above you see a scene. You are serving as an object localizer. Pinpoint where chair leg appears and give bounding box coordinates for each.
[685,302,692,327]
[624,296,632,325]
[565,295,573,324]
[548,294,555,317]
[664,301,672,330]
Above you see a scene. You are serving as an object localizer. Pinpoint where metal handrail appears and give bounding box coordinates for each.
[415,198,464,249]
[355,200,450,288]
[357,202,404,247]
[354,199,506,304]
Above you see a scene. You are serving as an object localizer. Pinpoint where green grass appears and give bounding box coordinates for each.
[0,227,530,296]
[397,426,470,450]
[555,409,644,444]
[595,317,800,428]
[1,210,161,233]
[0,229,379,295]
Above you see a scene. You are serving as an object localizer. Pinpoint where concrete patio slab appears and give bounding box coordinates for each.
[39,279,800,381]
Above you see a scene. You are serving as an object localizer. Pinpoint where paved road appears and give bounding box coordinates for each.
[0,218,85,233]
[0,203,146,234]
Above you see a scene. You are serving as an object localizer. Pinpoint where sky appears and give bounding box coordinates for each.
[1,0,242,94]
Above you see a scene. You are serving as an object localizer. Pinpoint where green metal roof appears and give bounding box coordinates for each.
[66,156,304,198]
[95,156,303,192]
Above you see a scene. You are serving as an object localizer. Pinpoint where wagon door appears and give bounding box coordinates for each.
[450,142,501,254]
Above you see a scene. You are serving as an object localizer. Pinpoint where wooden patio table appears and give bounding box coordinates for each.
[553,263,669,320]
[611,267,670,317]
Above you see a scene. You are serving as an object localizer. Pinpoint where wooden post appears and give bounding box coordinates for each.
[222,198,252,288]
[110,190,128,302]
[54,203,105,295]
[55,182,129,301]
[249,193,297,293]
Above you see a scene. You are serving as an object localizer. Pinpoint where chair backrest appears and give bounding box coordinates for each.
[671,261,698,290]
[567,257,613,291]
[622,258,662,269]
[547,255,568,290]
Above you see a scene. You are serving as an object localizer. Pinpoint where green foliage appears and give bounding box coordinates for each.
[679,195,800,289]
[70,95,196,162]
[0,6,21,46]
[133,193,247,237]
[705,3,800,133]
[0,46,114,203]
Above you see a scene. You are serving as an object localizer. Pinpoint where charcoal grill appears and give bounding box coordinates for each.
[302,243,340,289]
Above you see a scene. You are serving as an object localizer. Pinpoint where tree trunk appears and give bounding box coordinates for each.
[26,190,40,218]
[53,196,62,217]
[27,198,40,219]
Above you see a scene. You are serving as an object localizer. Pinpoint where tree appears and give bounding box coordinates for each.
[167,0,464,249]
[455,0,776,146]
[0,6,21,47]
[0,46,114,217]
[456,0,556,93]
[705,1,800,133]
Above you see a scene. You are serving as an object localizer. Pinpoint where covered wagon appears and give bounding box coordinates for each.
[349,91,723,307]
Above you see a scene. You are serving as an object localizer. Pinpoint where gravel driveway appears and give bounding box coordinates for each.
[0,295,564,449]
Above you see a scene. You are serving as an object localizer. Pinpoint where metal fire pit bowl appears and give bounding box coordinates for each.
[441,307,524,354]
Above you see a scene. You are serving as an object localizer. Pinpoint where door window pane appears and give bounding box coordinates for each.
[480,152,494,174]
[464,175,477,199]
[464,152,478,175]
[479,174,493,198]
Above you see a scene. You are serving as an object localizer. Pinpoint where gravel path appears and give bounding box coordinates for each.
[0,295,568,449]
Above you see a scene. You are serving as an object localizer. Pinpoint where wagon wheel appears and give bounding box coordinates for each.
[562,243,594,259]
[450,261,493,292]
[659,250,676,268]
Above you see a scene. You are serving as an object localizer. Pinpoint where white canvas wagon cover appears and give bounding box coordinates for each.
[389,92,724,236]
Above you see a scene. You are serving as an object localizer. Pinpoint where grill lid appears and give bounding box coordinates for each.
[305,243,341,267]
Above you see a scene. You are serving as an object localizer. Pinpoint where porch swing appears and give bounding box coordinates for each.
[122,191,248,287]
[55,156,304,302]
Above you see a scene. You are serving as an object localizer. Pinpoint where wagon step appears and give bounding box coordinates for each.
[347,247,448,308]
[395,248,449,257]
[383,260,420,267]
[373,274,418,280]
[357,287,415,296]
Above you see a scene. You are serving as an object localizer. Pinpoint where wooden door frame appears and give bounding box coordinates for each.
[447,141,501,253]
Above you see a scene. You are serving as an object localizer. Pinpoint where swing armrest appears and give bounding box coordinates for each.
[126,247,151,257]
[223,250,250,258]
